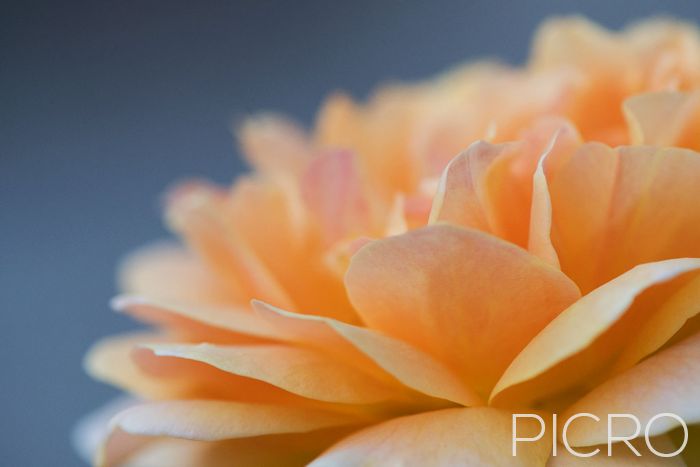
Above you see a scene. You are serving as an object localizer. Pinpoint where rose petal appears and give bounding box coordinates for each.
[121,429,353,467]
[84,332,188,399]
[140,342,399,405]
[73,397,140,465]
[227,177,358,322]
[428,140,510,233]
[550,144,700,294]
[563,332,700,447]
[112,295,283,343]
[166,181,296,310]
[309,407,551,466]
[118,242,241,306]
[98,400,364,465]
[527,120,581,268]
[345,224,580,395]
[111,400,361,441]
[302,150,373,244]
[491,258,700,405]
[624,91,700,148]
[252,300,482,407]
[236,114,311,175]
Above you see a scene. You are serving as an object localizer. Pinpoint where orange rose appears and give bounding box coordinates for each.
[79,17,700,465]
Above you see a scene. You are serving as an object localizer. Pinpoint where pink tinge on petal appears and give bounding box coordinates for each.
[301,150,372,245]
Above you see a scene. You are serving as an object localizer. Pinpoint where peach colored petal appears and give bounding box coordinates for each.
[309,407,551,466]
[430,119,579,250]
[225,175,358,322]
[122,429,353,467]
[73,397,140,465]
[236,113,311,175]
[110,400,362,441]
[547,436,685,466]
[550,145,700,293]
[97,428,151,467]
[526,120,581,268]
[314,90,422,195]
[252,300,482,407]
[141,342,399,405]
[112,295,283,342]
[428,140,510,232]
[614,273,700,371]
[118,242,241,306]
[345,224,580,395]
[98,401,365,465]
[88,332,307,404]
[301,149,374,244]
[624,92,700,148]
[84,332,188,399]
[563,332,700,447]
[166,181,296,310]
[491,258,700,405]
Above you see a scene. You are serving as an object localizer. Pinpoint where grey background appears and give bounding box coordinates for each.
[3,1,699,465]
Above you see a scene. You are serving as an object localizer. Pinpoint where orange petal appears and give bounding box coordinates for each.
[550,144,700,294]
[141,342,399,405]
[527,121,581,268]
[252,301,481,407]
[345,224,580,395]
[236,114,311,175]
[301,150,373,244]
[614,274,700,371]
[118,242,240,306]
[113,295,283,343]
[428,140,510,233]
[624,91,700,148]
[563,332,700,447]
[309,407,551,466]
[166,181,296,310]
[84,332,189,399]
[73,397,140,465]
[492,258,700,406]
[227,176,358,322]
[98,400,364,465]
[110,400,362,441]
[121,429,353,467]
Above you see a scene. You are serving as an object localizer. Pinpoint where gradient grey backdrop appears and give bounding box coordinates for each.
[3,1,700,465]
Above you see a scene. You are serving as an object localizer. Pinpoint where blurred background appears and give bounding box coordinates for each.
[3,0,700,465]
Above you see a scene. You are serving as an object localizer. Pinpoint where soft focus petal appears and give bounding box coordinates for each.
[346,224,580,395]
[236,113,311,175]
[73,397,140,465]
[301,150,374,244]
[84,332,187,399]
[118,242,240,306]
[624,91,700,148]
[166,181,296,310]
[227,176,358,321]
[310,407,551,466]
[562,332,700,447]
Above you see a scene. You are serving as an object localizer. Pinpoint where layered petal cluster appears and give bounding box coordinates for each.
[80,16,700,466]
